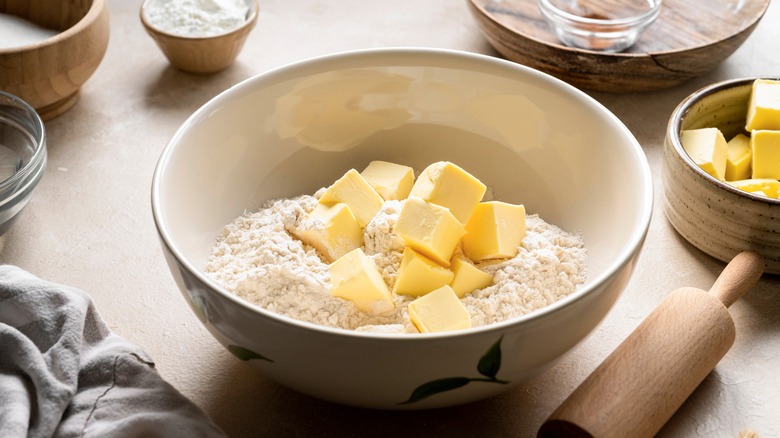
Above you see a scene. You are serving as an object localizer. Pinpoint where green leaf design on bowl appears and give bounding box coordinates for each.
[477,337,503,379]
[227,345,274,362]
[399,336,508,405]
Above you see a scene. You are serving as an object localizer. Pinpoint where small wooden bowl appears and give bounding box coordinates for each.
[0,0,110,121]
[140,0,259,75]
[663,78,780,274]
[468,0,770,93]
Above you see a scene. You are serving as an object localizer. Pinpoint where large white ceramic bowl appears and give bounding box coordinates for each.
[151,48,653,409]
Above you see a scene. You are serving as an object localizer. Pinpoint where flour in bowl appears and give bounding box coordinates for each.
[205,194,587,333]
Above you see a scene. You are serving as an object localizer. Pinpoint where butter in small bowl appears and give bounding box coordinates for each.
[664,78,780,273]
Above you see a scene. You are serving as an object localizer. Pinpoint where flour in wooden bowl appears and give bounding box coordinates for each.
[205,194,587,333]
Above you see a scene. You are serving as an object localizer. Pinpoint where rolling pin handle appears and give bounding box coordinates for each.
[710,251,765,308]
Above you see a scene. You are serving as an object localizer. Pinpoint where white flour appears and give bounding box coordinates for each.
[0,13,58,49]
[205,195,587,333]
[143,0,249,37]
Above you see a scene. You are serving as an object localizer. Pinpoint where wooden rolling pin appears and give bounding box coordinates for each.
[538,251,765,438]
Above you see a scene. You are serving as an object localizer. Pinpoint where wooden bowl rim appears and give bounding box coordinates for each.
[140,0,259,41]
[0,0,107,54]
[666,77,780,205]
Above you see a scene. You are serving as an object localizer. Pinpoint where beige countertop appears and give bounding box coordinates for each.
[3,0,780,436]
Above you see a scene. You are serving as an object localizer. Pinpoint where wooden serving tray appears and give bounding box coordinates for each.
[467,0,771,93]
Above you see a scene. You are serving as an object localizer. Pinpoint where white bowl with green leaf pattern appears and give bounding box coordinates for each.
[151,48,652,409]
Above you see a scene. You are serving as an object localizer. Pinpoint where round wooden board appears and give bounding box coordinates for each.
[467,0,771,92]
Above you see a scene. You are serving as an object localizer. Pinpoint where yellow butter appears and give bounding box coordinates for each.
[449,256,493,298]
[681,128,728,181]
[745,79,780,131]
[725,133,752,181]
[408,285,472,333]
[361,161,415,201]
[330,248,394,315]
[395,196,466,266]
[751,130,780,180]
[292,203,363,263]
[319,169,383,227]
[393,247,454,297]
[463,201,526,262]
[727,178,780,198]
[409,161,487,223]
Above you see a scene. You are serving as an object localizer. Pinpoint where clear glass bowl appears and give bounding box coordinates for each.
[539,0,662,52]
[0,92,47,234]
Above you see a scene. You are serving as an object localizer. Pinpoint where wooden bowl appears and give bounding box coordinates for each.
[467,0,770,93]
[663,78,780,274]
[0,0,110,120]
[140,0,259,75]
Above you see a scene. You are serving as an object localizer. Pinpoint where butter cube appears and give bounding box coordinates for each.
[745,79,780,131]
[408,285,472,333]
[727,178,780,198]
[395,196,466,266]
[330,248,394,315]
[463,201,526,262]
[361,161,415,201]
[393,247,454,297]
[751,130,780,179]
[681,128,728,181]
[319,169,384,227]
[292,203,363,263]
[409,161,487,223]
[725,134,752,181]
[449,256,493,298]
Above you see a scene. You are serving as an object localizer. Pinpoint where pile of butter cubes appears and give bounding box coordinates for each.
[682,79,780,197]
[291,161,526,333]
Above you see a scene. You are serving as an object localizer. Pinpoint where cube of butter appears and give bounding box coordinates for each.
[292,203,363,263]
[725,134,752,181]
[745,79,780,131]
[680,128,728,181]
[409,161,487,224]
[751,130,780,180]
[463,201,526,262]
[330,248,394,315]
[449,256,493,298]
[361,161,415,201]
[393,247,454,297]
[408,285,472,333]
[727,178,780,198]
[395,196,466,267]
[319,169,384,227]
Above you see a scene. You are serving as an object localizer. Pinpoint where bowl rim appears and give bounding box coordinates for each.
[140,0,259,40]
[0,0,107,54]
[151,47,654,340]
[0,91,47,205]
[538,0,662,30]
[668,76,780,205]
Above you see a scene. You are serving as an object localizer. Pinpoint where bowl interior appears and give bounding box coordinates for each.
[670,78,780,200]
[0,0,93,33]
[154,50,652,319]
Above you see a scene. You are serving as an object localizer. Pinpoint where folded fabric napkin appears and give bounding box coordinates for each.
[0,266,226,438]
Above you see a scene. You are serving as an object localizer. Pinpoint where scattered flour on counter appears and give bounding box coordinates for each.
[205,196,587,333]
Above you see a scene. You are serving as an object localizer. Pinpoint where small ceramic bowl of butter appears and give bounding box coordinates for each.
[152,48,653,409]
[664,77,780,274]
[140,0,259,74]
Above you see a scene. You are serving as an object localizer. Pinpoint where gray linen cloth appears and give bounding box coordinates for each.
[0,265,227,438]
